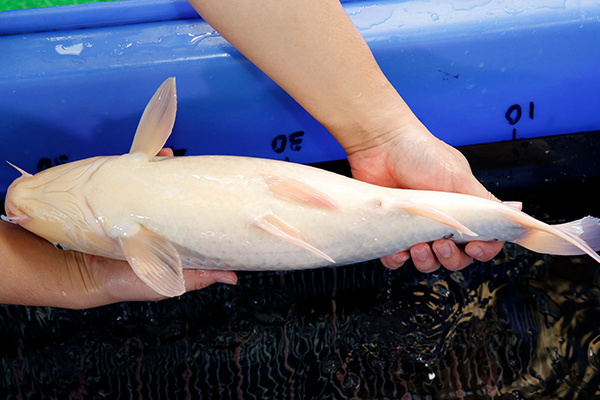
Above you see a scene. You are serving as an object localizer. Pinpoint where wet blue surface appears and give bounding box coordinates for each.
[2,0,600,194]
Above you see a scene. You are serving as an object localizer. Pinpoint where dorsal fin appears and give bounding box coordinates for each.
[129,77,178,159]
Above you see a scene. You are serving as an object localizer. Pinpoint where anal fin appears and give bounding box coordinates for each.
[118,224,185,297]
[265,176,340,210]
[253,213,335,263]
[398,200,478,237]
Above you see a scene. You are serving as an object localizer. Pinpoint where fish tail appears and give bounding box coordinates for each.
[516,215,600,263]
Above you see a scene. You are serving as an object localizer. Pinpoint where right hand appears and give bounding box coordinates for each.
[345,119,518,273]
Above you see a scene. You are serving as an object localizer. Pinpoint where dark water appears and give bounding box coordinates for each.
[2,248,600,399]
[1,132,599,399]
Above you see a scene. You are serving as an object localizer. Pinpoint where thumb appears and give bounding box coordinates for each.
[460,176,523,211]
[183,269,238,292]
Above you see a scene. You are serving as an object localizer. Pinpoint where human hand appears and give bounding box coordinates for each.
[67,251,237,307]
[346,118,519,273]
[0,219,237,309]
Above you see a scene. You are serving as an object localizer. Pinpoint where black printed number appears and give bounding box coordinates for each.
[271,131,305,154]
[37,155,69,172]
[505,102,534,140]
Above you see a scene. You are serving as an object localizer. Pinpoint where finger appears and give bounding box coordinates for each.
[156,147,175,157]
[410,243,440,273]
[465,240,505,262]
[183,270,238,292]
[431,239,473,271]
[503,201,523,210]
[380,251,410,269]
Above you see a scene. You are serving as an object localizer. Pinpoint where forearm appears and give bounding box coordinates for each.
[0,221,109,309]
[187,0,414,151]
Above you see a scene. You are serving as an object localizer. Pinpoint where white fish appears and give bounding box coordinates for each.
[5,78,600,298]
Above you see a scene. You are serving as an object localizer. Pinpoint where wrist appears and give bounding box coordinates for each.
[323,84,420,157]
[60,251,115,309]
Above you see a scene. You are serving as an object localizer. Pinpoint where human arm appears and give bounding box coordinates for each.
[186,0,507,271]
[0,219,237,309]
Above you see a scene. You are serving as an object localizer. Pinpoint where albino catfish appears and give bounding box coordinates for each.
[5,78,600,297]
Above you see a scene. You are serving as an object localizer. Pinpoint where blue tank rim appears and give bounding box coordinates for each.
[0,0,364,36]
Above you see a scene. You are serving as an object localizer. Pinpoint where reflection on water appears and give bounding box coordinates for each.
[1,245,599,399]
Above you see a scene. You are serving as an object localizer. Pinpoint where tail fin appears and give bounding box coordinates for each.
[516,216,600,263]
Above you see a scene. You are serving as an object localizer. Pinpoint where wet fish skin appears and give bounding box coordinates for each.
[5,78,600,297]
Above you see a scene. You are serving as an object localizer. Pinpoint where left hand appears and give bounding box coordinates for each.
[72,251,237,305]
[0,147,237,309]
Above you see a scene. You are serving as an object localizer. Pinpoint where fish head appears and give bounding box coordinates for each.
[5,158,114,254]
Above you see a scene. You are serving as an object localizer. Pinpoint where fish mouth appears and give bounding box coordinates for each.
[5,174,36,224]
[4,197,32,224]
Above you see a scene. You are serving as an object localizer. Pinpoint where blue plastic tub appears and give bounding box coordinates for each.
[1,0,600,195]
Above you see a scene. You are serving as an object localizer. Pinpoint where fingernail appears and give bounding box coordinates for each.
[217,276,238,285]
[436,243,452,259]
[395,253,410,264]
[503,201,522,210]
[413,247,428,262]
[468,246,484,258]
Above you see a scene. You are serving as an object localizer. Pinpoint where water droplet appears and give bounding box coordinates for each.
[430,13,440,21]
[432,283,449,297]
[368,354,386,370]
[321,354,340,374]
[55,43,86,56]
[343,372,360,389]
[508,351,520,369]
[588,335,600,369]
[450,271,466,286]
[510,390,525,400]
[527,328,538,337]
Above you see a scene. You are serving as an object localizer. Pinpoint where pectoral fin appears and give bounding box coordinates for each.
[118,224,185,297]
[129,77,178,159]
[398,200,478,237]
[253,213,335,263]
